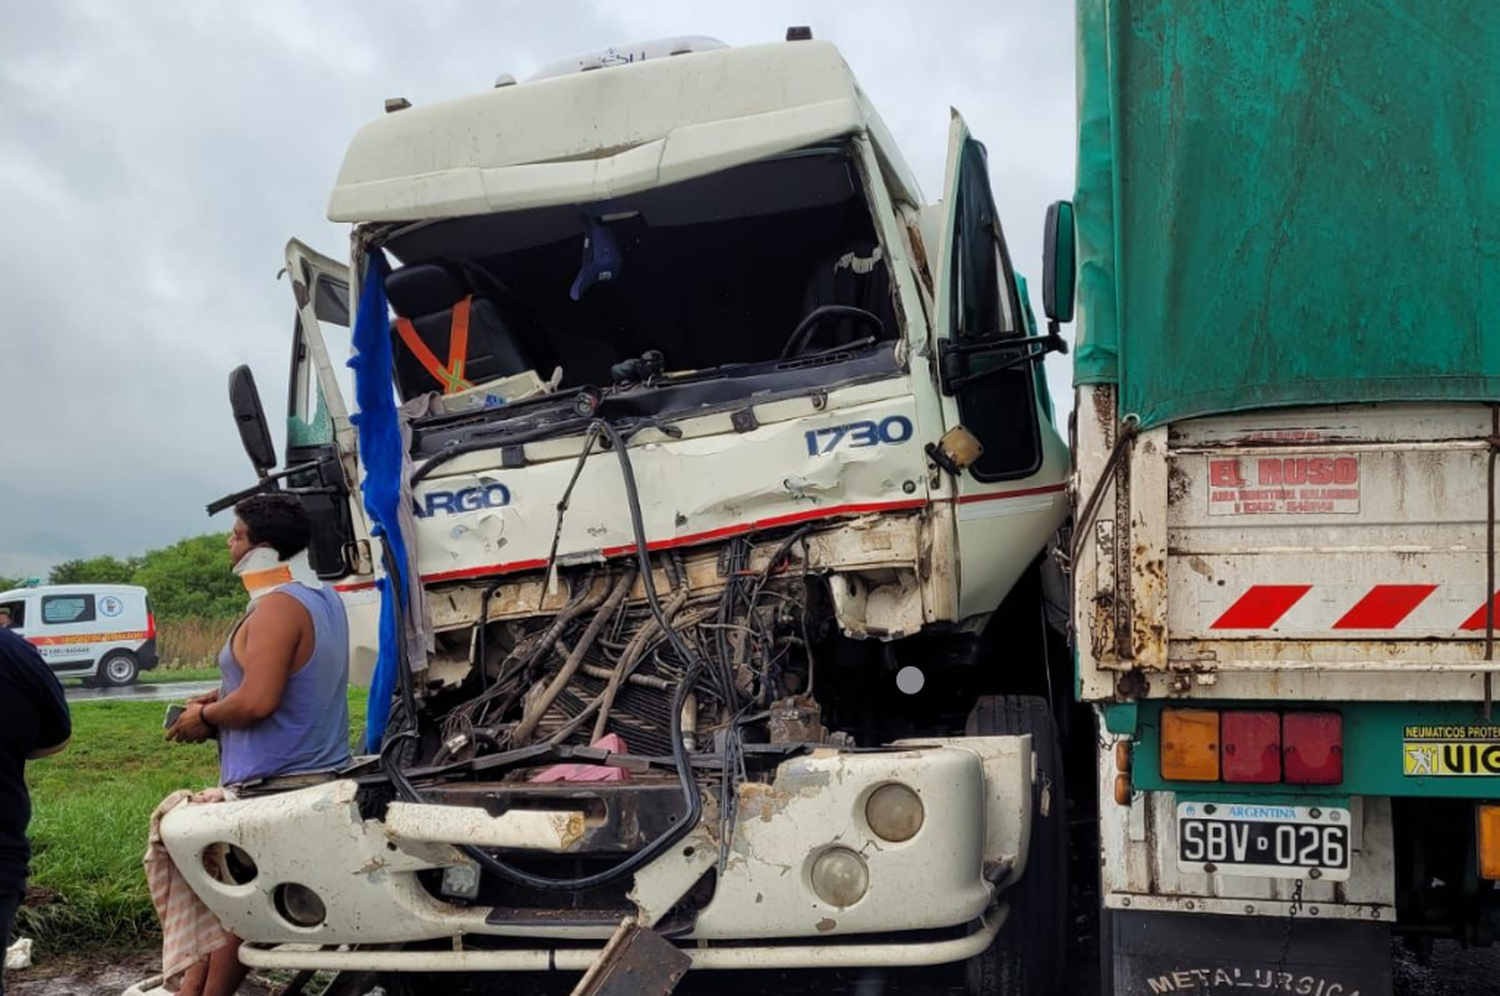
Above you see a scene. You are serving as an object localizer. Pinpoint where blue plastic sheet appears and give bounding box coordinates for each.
[347,251,410,752]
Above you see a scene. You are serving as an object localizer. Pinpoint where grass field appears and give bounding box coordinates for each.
[20,688,369,952]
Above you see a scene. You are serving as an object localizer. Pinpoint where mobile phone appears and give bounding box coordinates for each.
[164,703,186,730]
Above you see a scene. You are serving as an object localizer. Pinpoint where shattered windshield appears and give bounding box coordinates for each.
[379,144,900,407]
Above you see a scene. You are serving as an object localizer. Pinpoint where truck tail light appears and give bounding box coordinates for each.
[1478,805,1500,880]
[1160,709,1220,781]
[1221,711,1281,783]
[1283,712,1343,784]
[146,611,157,640]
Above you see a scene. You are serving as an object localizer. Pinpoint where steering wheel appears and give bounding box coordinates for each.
[779,305,884,359]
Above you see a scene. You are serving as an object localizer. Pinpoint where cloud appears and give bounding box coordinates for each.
[0,0,1075,578]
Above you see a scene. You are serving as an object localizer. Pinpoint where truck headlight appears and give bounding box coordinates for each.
[274,883,327,928]
[865,783,924,842]
[810,847,869,907]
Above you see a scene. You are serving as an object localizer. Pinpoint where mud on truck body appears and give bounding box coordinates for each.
[1064,3,1500,994]
[142,33,1077,996]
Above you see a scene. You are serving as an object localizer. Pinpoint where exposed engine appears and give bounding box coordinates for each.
[433,531,824,767]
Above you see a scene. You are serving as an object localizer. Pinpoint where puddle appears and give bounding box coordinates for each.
[66,681,218,704]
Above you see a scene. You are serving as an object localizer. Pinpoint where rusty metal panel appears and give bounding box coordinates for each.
[1128,427,1170,667]
[569,918,691,996]
[1166,404,1497,677]
[1075,385,1131,698]
[1081,402,1500,698]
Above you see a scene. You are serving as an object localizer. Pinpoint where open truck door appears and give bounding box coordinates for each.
[211,239,378,683]
[280,239,372,580]
[930,111,1071,623]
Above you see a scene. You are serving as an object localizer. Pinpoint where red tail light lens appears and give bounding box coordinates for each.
[1283,712,1344,784]
[1221,711,1281,783]
[146,611,157,639]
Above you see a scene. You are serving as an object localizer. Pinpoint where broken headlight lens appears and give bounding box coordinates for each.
[809,847,869,908]
[274,882,328,928]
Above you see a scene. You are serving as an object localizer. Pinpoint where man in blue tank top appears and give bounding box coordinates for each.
[166,493,350,996]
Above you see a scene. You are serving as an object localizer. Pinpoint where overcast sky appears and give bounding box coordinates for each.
[0,0,1077,580]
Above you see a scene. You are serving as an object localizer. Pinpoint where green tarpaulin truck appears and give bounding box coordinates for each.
[1051,1,1500,992]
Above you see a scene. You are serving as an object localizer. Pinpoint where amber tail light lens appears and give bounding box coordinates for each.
[1161,709,1221,781]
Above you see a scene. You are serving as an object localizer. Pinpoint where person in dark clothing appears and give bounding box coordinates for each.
[0,626,71,994]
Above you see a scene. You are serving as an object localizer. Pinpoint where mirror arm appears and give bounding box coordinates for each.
[940,328,1068,393]
[203,458,327,516]
[941,330,1063,359]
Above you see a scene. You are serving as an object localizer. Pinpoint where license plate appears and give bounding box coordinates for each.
[1176,802,1351,880]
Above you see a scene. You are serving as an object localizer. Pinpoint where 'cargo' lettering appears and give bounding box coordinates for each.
[416,483,513,518]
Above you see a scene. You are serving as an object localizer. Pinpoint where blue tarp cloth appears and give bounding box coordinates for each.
[348,251,410,752]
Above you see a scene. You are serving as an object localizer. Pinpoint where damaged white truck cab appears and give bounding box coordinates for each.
[157,32,1073,996]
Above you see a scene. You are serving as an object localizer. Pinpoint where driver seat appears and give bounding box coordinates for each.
[385,264,534,400]
[799,240,890,350]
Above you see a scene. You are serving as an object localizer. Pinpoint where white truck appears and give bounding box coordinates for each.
[138,31,1076,996]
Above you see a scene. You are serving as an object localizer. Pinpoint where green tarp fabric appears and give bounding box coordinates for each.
[1072,0,1500,427]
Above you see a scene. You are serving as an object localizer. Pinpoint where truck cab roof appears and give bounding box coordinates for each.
[328,38,925,223]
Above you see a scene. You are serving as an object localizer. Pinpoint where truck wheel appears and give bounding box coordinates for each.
[99,651,140,687]
[964,694,1067,996]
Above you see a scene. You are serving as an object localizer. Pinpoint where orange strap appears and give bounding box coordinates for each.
[394,296,474,395]
[240,565,293,594]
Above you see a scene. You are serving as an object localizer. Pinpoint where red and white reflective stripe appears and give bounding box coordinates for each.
[1332,584,1438,630]
[1211,584,1500,631]
[1210,585,1311,629]
[1460,594,1500,632]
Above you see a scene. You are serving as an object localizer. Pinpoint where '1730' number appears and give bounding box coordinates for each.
[805,416,914,456]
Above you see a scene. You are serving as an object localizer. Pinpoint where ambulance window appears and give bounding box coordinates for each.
[0,601,23,627]
[42,595,95,624]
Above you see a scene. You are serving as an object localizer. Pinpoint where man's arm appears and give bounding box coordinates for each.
[0,630,73,759]
[29,739,70,759]
[204,593,307,729]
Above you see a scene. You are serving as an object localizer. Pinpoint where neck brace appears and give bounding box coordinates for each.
[234,547,316,605]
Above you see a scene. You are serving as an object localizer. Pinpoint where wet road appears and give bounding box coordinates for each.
[64,680,217,703]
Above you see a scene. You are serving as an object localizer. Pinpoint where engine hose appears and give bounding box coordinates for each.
[1069,414,1140,568]
[591,582,691,743]
[581,663,673,691]
[519,570,607,675]
[512,566,635,743]
[542,605,699,747]
[382,417,708,893]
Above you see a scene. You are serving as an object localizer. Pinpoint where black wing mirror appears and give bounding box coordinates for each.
[229,364,276,477]
[1042,200,1076,325]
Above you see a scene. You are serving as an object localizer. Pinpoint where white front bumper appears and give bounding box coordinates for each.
[158,738,1031,953]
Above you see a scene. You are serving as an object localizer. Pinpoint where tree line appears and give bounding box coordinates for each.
[1,533,243,621]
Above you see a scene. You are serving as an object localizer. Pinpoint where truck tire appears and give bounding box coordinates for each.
[99,650,140,687]
[964,694,1067,996]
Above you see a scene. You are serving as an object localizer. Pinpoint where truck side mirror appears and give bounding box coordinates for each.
[1042,200,1076,325]
[229,364,277,477]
